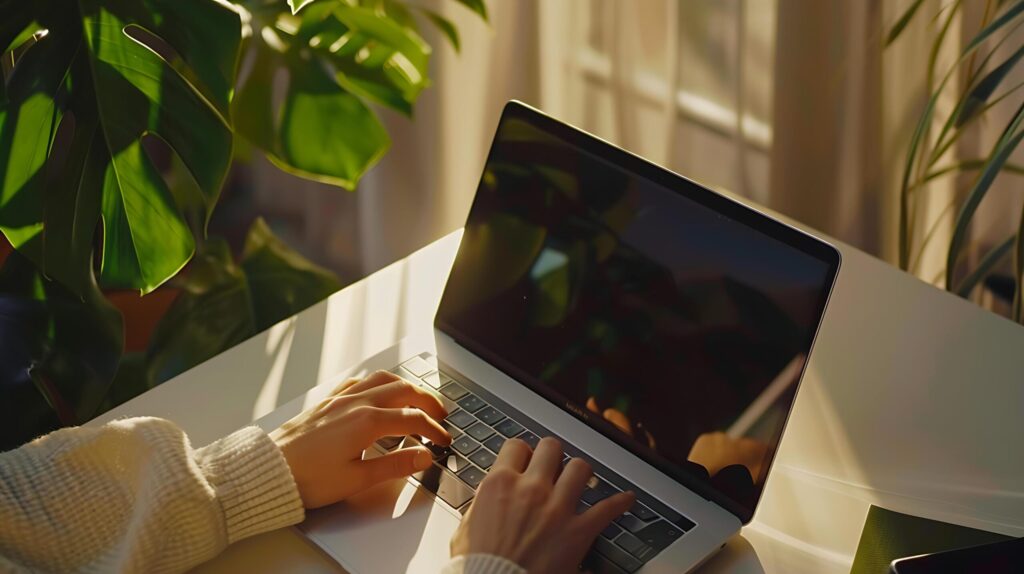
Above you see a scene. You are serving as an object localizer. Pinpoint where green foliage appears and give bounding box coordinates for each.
[0,0,484,445]
[1,0,484,296]
[234,0,482,187]
[0,250,123,449]
[885,0,926,47]
[888,0,1024,318]
[144,217,342,385]
[1,0,241,296]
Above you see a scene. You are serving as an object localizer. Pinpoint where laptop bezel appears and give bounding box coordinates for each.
[435,100,842,523]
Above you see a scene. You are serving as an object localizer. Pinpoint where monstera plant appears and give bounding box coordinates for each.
[0,0,485,449]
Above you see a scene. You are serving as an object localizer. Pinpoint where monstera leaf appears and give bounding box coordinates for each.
[233,0,484,188]
[143,218,343,385]
[0,0,241,295]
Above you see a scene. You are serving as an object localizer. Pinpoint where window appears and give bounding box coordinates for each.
[540,0,777,203]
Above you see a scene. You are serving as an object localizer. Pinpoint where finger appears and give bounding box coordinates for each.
[493,438,532,473]
[325,378,366,401]
[525,437,563,481]
[578,491,636,540]
[358,407,451,445]
[353,446,434,489]
[358,380,448,422]
[552,457,593,506]
[339,370,402,396]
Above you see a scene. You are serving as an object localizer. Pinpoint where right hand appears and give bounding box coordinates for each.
[450,437,635,573]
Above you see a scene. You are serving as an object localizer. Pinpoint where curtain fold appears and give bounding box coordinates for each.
[770,0,885,254]
[356,0,542,274]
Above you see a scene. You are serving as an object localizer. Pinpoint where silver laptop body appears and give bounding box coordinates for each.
[290,101,841,573]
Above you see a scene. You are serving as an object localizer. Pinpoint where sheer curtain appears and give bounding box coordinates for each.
[532,0,1021,292]
[355,0,543,274]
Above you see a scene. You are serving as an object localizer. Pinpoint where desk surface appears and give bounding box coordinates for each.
[93,218,1024,573]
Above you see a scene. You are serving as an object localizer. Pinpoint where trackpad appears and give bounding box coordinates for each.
[299,477,461,573]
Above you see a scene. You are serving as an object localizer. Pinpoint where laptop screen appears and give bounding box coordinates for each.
[437,103,839,522]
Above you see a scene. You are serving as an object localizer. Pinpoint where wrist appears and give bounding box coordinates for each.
[195,426,305,543]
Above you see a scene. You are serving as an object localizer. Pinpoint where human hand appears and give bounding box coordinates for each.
[269,370,451,508]
[450,437,635,573]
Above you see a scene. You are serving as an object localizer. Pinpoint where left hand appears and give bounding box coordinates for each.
[270,370,452,508]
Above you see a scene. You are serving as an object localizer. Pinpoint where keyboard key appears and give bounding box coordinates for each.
[474,406,506,426]
[446,410,477,429]
[629,501,658,522]
[672,513,696,532]
[583,549,631,574]
[402,356,434,377]
[483,434,506,454]
[390,366,416,381]
[576,499,591,515]
[440,420,463,439]
[412,464,474,509]
[494,418,525,438]
[517,431,540,449]
[468,448,497,470]
[376,436,403,450]
[614,513,646,534]
[457,394,486,413]
[440,382,469,400]
[614,532,654,561]
[437,394,460,413]
[421,372,443,388]
[634,520,684,552]
[593,537,642,572]
[601,522,622,540]
[581,477,620,505]
[458,466,486,488]
[635,491,683,525]
[424,441,451,460]
[441,452,470,473]
[465,422,495,442]
[452,435,481,456]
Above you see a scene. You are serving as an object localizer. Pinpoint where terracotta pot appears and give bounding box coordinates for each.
[107,287,181,353]
[0,236,11,266]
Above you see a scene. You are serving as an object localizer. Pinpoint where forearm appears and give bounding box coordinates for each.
[0,417,304,573]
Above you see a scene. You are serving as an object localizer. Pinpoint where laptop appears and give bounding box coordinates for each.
[291,101,841,573]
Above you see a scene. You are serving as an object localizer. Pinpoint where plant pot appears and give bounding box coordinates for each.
[106,287,181,353]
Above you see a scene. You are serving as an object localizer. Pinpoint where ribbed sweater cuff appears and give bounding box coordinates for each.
[443,554,527,574]
[194,426,305,544]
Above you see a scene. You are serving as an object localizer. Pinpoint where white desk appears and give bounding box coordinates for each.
[92,220,1024,573]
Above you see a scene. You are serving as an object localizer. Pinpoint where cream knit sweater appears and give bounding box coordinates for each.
[0,417,525,574]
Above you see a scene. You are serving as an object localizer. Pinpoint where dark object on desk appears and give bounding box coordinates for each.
[890,537,1024,574]
[850,505,1012,574]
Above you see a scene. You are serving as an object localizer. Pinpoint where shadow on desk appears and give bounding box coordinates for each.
[700,535,764,573]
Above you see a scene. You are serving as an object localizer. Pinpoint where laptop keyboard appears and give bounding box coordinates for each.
[373,354,697,573]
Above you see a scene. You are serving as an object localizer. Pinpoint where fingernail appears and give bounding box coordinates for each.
[414,449,432,470]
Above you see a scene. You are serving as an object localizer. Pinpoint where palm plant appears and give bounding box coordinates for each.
[888,0,1024,320]
[0,0,485,449]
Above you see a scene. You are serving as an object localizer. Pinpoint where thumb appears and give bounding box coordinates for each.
[357,446,434,487]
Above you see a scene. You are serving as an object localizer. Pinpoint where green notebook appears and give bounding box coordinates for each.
[850,505,1012,574]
